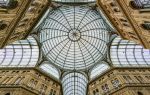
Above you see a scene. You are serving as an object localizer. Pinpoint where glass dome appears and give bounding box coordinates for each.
[39,61,60,79]
[90,62,110,79]
[110,36,150,67]
[62,72,88,95]
[39,5,109,70]
[0,36,39,67]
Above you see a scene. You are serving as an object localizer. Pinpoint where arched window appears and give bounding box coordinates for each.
[93,90,96,95]
[5,93,10,95]
[110,2,116,7]
[138,91,143,95]
[0,21,7,30]
[141,22,150,30]
[113,8,120,12]
[96,89,99,95]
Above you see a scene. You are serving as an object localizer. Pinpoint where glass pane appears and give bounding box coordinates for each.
[90,62,110,79]
[39,61,60,79]
[110,36,150,67]
[62,72,88,95]
[39,5,109,70]
[0,36,39,67]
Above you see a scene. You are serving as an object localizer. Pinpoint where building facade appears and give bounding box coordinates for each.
[0,68,61,95]
[97,0,150,48]
[0,0,49,48]
[89,68,150,95]
[0,0,150,95]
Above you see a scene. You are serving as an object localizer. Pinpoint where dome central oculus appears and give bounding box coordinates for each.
[68,29,81,42]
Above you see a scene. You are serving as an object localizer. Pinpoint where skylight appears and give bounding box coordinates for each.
[90,61,110,79]
[110,36,150,67]
[39,5,109,70]
[0,36,39,67]
[39,61,60,79]
[62,72,88,95]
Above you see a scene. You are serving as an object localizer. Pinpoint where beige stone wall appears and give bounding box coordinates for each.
[89,68,150,95]
[0,88,37,95]
[0,69,62,95]
[111,87,150,95]
[0,0,49,48]
[97,0,150,48]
